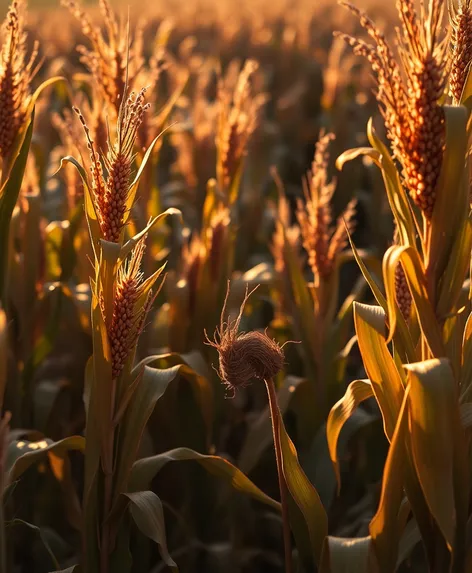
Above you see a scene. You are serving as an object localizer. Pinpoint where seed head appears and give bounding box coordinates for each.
[206,283,285,396]
[108,237,153,380]
[296,132,356,283]
[449,0,472,104]
[0,0,38,160]
[216,60,265,198]
[339,0,448,219]
[393,227,412,321]
[62,0,145,115]
[75,88,149,242]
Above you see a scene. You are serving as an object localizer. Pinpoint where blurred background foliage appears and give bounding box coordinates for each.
[0,0,417,571]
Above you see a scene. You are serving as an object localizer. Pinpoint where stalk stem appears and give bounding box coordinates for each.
[0,499,6,573]
[100,379,117,573]
[264,377,292,573]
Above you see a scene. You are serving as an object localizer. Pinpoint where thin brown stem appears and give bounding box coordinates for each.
[264,377,292,573]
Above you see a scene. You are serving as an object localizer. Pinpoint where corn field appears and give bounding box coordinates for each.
[2,0,472,571]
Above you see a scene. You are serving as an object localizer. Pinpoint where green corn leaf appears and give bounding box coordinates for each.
[112,365,182,504]
[6,519,60,570]
[125,491,178,572]
[135,355,214,447]
[128,447,280,511]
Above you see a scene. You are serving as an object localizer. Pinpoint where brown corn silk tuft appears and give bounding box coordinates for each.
[216,60,265,196]
[206,284,284,396]
[62,0,145,115]
[108,237,153,380]
[296,132,356,285]
[75,88,149,242]
[0,0,38,160]
[449,0,472,103]
[339,0,448,219]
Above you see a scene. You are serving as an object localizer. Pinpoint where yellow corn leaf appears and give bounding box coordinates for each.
[370,386,410,573]
[354,303,404,440]
[124,127,174,225]
[461,311,472,398]
[428,106,469,286]
[278,412,328,565]
[406,359,468,556]
[437,218,472,319]
[119,208,182,262]
[326,379,373,491]
[346,229,415,364]
[383,245,444,357]
[367,119,419,247]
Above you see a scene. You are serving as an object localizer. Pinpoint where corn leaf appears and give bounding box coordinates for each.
[346,231,415,364]
[59,156,101,258]
[7,519,60,570]
[0,109,34,302]
[128,447,280,511]
[319,536,373,573]
[406,359,467,551]
[437,218,472,319]
[125,129,174,224]
[428,105,469,286]
[383,245,444,357]
[0,308,6,408]
[278,411,328,565]
[354,303,404,440]
[369,386,410,573]
[238,376,306,474]
[131,356,214,447]
[124,491,178,572]
[367,119,417,248]
[460,403,472,428]
[113,365,182,502]
[5,435,85,488]
[120,208,182,261]
[326,379,373,491]
[336,146,380,170]
[461,311,472,395]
